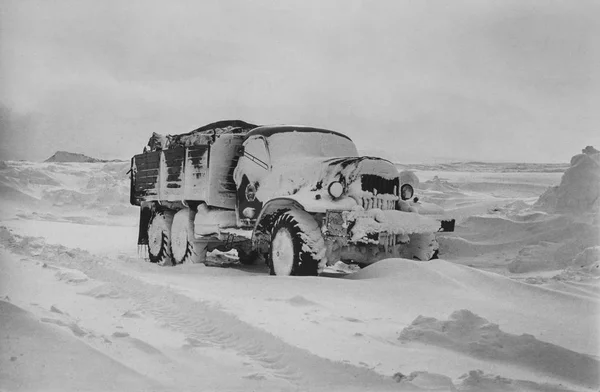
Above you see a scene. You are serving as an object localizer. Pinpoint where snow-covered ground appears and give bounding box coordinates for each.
[0,154,598,391]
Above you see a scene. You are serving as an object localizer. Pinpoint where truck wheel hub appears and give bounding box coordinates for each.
[272,228,294,276]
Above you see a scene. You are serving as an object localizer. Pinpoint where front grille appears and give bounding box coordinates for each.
[360,196,396,210]
[361,175,399,195]
[361,175,399,210]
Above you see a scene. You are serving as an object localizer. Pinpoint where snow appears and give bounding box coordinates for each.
[535,146,600,214]
[193,203,237,236]
[343,208,442,242]
[283,209,328,270]
[0,151,598,391]
[266,131,359,161]
[399,309,599,387]
[234,141,399,208]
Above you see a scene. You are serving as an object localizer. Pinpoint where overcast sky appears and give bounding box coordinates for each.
[1,0,598,162]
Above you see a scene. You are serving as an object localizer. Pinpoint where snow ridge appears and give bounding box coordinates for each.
[399,309,599,388]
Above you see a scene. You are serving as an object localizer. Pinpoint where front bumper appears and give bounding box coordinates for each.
[323,209,454,240]
[321,209,454,264]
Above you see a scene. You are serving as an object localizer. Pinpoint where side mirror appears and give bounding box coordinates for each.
[236,146,245,157]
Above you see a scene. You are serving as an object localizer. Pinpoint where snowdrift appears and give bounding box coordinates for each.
[0,161,134,217]
[0,300,162,391]
[399,309,599,387]
[0,152,598,391]
[536,146,600,214]
[431,147,599,283]
[456,369,577,392]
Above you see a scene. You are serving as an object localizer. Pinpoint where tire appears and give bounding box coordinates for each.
[147,209,175,266]
[268,211,321,276]
[171,208,205,264]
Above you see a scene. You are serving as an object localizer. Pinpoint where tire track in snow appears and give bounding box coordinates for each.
[1,232,400,391]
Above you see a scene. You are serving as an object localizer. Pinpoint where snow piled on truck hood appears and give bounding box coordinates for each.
[239,156,400,204]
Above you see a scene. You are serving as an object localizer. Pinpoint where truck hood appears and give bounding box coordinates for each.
[238,155,406,208]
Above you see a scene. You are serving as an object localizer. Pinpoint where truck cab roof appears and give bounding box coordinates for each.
[245,125,352,141]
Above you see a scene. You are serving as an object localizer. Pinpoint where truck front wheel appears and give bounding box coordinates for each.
[269,211,319,276]
[148,209,175,266]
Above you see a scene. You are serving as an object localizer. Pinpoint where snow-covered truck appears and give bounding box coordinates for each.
[130,120,454,275]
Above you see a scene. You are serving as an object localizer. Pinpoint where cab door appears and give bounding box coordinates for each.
[235,136,271,227]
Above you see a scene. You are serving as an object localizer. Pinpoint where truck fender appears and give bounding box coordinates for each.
[251,197,307,254]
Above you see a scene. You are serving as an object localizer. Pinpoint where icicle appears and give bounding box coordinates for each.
[138,244,149,260]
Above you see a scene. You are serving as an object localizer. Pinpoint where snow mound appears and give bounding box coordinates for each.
[439,208,599,278]
[79,284,122,299]
[55,268,89,284]
[535,146,600,214]
[0,161,134,216]
[347,258,427,280]
[0,301,161,391]
[457,369,576,392]
[396,371,456,391]
[570,246,600,269]
[0,183,40,205]
[399,310,599,388]
[287,295,319,307]
[419,176,463,194]
[549,246,600,282]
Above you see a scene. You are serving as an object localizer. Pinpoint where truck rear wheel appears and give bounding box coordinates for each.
[269,211,320,276]
[171,208,205,264]
[148,209,175,266]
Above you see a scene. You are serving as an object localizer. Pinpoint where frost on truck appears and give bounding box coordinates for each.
[130,120,454,275]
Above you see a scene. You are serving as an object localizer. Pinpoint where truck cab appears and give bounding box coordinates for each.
[234,126,360,226]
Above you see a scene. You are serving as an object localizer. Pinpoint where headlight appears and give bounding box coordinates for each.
[328,181,344,199]
[400,184,414,200]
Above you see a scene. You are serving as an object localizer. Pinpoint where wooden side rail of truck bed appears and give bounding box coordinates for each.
[130,134,244,210]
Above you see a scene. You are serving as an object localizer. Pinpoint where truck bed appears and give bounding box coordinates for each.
[130,134,244,209]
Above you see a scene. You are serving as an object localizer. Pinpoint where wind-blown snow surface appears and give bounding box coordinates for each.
[0,157,598,391]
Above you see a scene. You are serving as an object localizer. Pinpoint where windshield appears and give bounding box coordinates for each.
[267,131,358,162]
